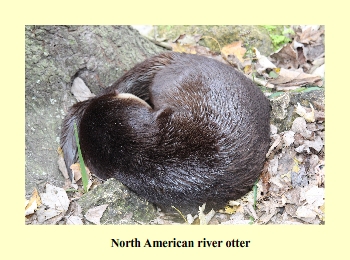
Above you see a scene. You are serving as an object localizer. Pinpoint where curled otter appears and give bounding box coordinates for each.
[60,52,271,213]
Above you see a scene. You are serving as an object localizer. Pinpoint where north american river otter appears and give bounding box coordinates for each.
[60,52,271,213]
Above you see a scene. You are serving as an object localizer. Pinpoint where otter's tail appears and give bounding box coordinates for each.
[60,99,91,180]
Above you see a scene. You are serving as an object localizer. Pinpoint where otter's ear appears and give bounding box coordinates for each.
[60,100,91,181]
[155,107,173,121]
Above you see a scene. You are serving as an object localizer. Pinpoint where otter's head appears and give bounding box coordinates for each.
[78,91,155,179]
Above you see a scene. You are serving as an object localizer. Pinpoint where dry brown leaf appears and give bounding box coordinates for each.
[284,187,301,205]
[186,214,196,224]
[171,43,197,54]
[315,161,325,186]
[292,117,312,139]
[296,206,316,219]
[36,184,70,224]
[71,77,95,102]
[173,34,202,45]
[37,207,65,224]
[26,188,41,209]
[192,46,212,56]
[269,68,322,89]
[41,184,70,212]
[221,212,250,225]
[70,163,91,183]
[261,161,271,194]
[312,64,325,78]
[223,205,240,214]
[266,134,282,158]
[221,41,246,63]
[228,200,240,207]
[298,26,324,45]
[304,186,324,207]
[66,216,84,225]
[85,204,108,225]
[198,203,215,225]
[295,103,315,122]
[268,157,278,177]
[270,44,298,69]
[296,44,307,65]
[58,155,70,180]
[304,136,324,152]
[283,131,295,147]
[253,48,276,75]
[247,204,258,220]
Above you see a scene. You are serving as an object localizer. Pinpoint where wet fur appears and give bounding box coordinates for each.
[60,52,271,213]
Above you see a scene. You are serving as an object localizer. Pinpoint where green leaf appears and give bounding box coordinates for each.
[301,86,323,93]
[268,92,284,99]
[269,70,279,79]
[74,122,89,193]
[263,25,276,32]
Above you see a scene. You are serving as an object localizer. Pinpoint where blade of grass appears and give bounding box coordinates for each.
[253,180,258,210]
[249,180,259,225]
[74,122,89,193]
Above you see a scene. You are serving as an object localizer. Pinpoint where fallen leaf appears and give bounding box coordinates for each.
[228,200,240,207]
[304,186,324,206]
[292,159,300,173]
[25,200,37,216]
[171,43,197,54]
[314,111,325,121]
[260,161,271,194]
[270,44,298,69]
[295,103,315,122]
[186,214,195,225]
[315,161,325,186]
[284,187,301,205]
[40,184,70,212]
[268,157,278,177]
[70,163,91,187]
[71,77,95,102]
[296,205,316,219]
[223,205,239,214]
[253,48,276,74]
[66,216,84,225]
[221,212,251,225]
[291,117,313,139]
[283,131,295,146]
[198,203,215,225]
[37,207,65,224]
[247,204,258,220]
[291,165,308,188]
[85,204,108,225]
[173,34,202,45]
[25,188,41,216]
[221,41,246,63]
[270,125,278,135]
[298,26,324,45]
[269,68,323,89]
[294,41,307,65]
[304,136,324,152]
[312,64,325,78]
[58,155,69,180]
[266,134,282,158]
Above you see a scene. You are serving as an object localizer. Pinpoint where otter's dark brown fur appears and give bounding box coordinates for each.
[60,52,271,213]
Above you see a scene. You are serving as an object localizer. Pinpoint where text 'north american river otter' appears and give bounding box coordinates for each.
[111,238,251,248]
